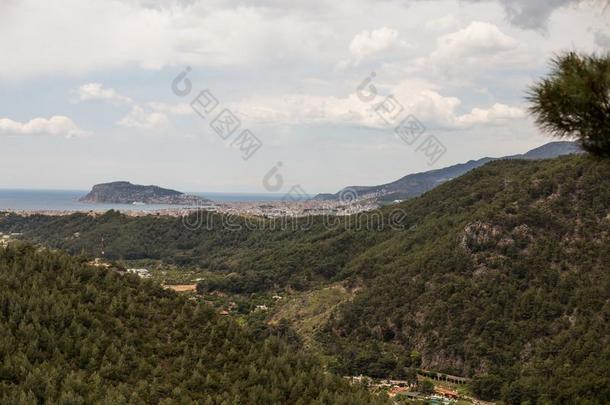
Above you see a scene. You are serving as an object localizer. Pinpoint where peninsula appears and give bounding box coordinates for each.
[79,181,210,205]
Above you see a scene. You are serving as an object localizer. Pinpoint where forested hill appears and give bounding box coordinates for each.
[0,244,383,404]
[1,155,609,404]
[324,155,610,403]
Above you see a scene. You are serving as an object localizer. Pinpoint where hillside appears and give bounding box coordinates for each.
[2,155,609,403]
[314,141,582,202]
[79,181,210,205]
[321,155,610,403]
[0,244,382,404]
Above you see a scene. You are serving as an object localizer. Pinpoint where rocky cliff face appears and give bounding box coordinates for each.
[79,181,209,205]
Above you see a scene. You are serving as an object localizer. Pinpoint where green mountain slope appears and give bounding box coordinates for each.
[0,244,382,404]
[2,155,609,403]
[322,156,610,403]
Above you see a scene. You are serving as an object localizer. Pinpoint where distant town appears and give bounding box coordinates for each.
[2,197,381,218]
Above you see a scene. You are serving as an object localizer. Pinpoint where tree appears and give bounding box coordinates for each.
[528,52,610,157]
[418,379,434,394]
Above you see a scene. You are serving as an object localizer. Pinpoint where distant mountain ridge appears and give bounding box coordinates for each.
[314,141,583,202]
[79,181,210,205]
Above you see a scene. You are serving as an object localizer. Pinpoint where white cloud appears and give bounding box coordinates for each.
[0,0,334,80]
[348,27,408,64]
[233,93,370,126]
[0,116,89,138]
[72,83,133,105]
[117,106,170,130]
[116,101,193,130]
[433,21,518,61]
[1,0,602,191]
[0,0,601,83]
[456,103,525,126]
[72,83,191,131]
[232,78,525,130]
[390,80,525,129]
[421,21,521,76]
[425,15,459,31]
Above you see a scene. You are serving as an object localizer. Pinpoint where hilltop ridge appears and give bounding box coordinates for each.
[315,141,582,202]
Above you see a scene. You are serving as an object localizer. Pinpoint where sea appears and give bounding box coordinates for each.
[0,189,295,213]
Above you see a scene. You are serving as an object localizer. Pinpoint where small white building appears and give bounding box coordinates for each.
[127,268,152,278]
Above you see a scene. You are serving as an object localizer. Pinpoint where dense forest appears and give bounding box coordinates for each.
[0,244,383,404]
[2,155,609,404]
[0,203,392,294]
[323,156,610,403]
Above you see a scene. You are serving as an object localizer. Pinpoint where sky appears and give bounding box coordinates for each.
[0,0,608,194]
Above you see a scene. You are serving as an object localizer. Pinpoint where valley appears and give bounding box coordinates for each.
[2,2,609,403]
[3,154,608,403]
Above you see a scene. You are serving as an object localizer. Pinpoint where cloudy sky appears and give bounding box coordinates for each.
[0,0,608,194]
